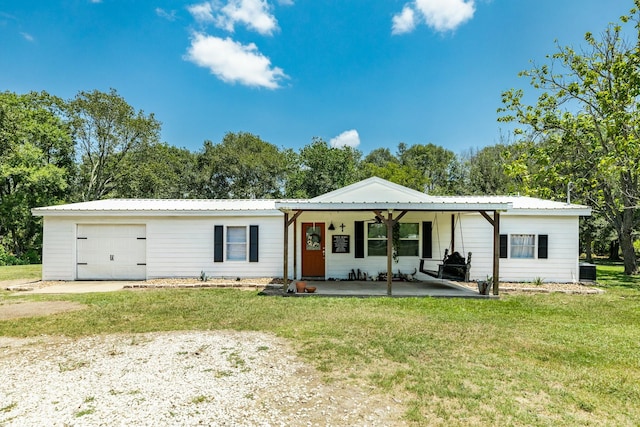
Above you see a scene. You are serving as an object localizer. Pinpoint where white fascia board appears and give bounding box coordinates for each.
[31,209,284,218]
[275,201,512,212]
[502,208,592,217]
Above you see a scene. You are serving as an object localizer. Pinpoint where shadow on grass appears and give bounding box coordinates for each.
[594,259,640,290]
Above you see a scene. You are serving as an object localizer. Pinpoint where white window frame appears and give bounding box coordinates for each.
[226,226,247,261]
[398,223,419,257]
[510,234,536,259]
[367,223,387,256]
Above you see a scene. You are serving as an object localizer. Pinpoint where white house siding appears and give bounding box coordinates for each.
[39,215,291,281]
[146,216,286,279]
[458,213,580,283]
[293,211,579,283]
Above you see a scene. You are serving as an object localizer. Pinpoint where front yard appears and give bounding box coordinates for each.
[1,263,639,425]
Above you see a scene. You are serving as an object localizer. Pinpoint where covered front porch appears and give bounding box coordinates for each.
[275,178,509,297]
[283,278,491,298]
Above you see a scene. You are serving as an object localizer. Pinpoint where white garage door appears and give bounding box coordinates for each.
[76,224,146,280]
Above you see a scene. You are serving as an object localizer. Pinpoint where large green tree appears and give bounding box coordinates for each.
[68,89,161,201]
[360,146,429,191]
[463,143,530,195]
[397,142,461,194]
[115,143,197,198]
[0,91,73,262]
[286,138,361,198]
[196,132,291,199]
[499,2,640,274]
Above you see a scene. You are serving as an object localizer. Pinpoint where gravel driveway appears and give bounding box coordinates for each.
[0,331,403,426]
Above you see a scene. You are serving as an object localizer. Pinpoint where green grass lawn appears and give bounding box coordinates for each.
[0,264,41,281]
[1,263,639,426]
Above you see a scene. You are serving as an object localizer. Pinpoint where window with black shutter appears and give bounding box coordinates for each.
[499,234,508,259]
[249,225,259,262]
[214,225,224,262]
[422,221,432,258]
[354,221,364,258]
[538,234,548,259]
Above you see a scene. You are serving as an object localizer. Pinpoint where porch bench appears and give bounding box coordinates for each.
[419,251,472,282]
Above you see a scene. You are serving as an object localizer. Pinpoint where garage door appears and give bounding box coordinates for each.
[76,224,146,280]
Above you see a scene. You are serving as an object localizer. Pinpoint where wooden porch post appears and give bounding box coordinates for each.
[283,211,289,290]
[386,210,394,296]
[492,211,500,295]
[282,210,303,290]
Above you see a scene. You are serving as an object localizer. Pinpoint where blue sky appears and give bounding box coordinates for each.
[0,0,633,155]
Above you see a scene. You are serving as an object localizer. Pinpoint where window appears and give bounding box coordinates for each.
[510,234,535,259]
[398,223,419,256]
[226,226,247,261]
[367,223,387,256]
[214,225,259,262]
[367,222,419,257]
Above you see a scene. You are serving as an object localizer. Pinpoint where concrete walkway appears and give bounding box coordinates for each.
[286,279,490,298]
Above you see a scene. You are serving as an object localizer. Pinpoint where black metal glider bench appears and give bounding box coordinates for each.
[419,249,472,282]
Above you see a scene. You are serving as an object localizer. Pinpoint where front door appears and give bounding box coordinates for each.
[302,222,325,278]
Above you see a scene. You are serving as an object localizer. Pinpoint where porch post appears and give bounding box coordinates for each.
[492,211,500,295]
[283,211,289,290]
[386,210,393,296]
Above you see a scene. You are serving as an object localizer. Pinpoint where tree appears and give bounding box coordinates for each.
[363,147,398,167]
[285,138,361,198]
[499,2,640,274]
[464,143,527,195]
[68,89,161,201]
[0,91,73,262]
[397,142,461,194]
[114,143,197,198]
[196,132,291,199]
[360,146,428,191]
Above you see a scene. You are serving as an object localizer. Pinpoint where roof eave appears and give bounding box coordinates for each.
[31,209,283,217]
[274,202,513,212]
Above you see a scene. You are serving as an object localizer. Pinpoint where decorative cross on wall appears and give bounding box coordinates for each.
[339,223,345,232]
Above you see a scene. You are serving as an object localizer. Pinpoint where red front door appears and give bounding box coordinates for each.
[302,223,325,278]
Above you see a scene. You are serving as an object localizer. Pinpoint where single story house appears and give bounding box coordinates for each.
[32,177,591,294]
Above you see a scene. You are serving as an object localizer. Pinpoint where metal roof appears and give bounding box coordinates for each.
[31,198,301,217]
[31,178,591,217]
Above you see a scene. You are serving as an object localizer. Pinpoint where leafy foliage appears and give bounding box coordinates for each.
[499,1,640,274]
[195,132,291,199]
[0,92,72,263]
[69,88,161,201]
[285,137,362,198]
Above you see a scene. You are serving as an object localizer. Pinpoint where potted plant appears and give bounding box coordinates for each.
[296,281,306,293]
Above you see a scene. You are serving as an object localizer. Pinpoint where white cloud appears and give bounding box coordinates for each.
[392,0,475,34]
[219,0,277,35]
[188,2,214,23]
[156,8,177,21]
[20,32,34,42]
[188,0,278,35]
[330,130,360,149]
[392,6,416,35]
[185,33,287,89]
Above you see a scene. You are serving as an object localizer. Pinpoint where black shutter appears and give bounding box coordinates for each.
[355,221,364,258]
[499,234,508,259]
[214,225,224,262]
[538,234,548,259]
[422,221,432,258]
[249,225,259,262]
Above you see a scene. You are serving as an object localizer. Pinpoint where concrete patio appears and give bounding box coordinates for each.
[283,279,493,298]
